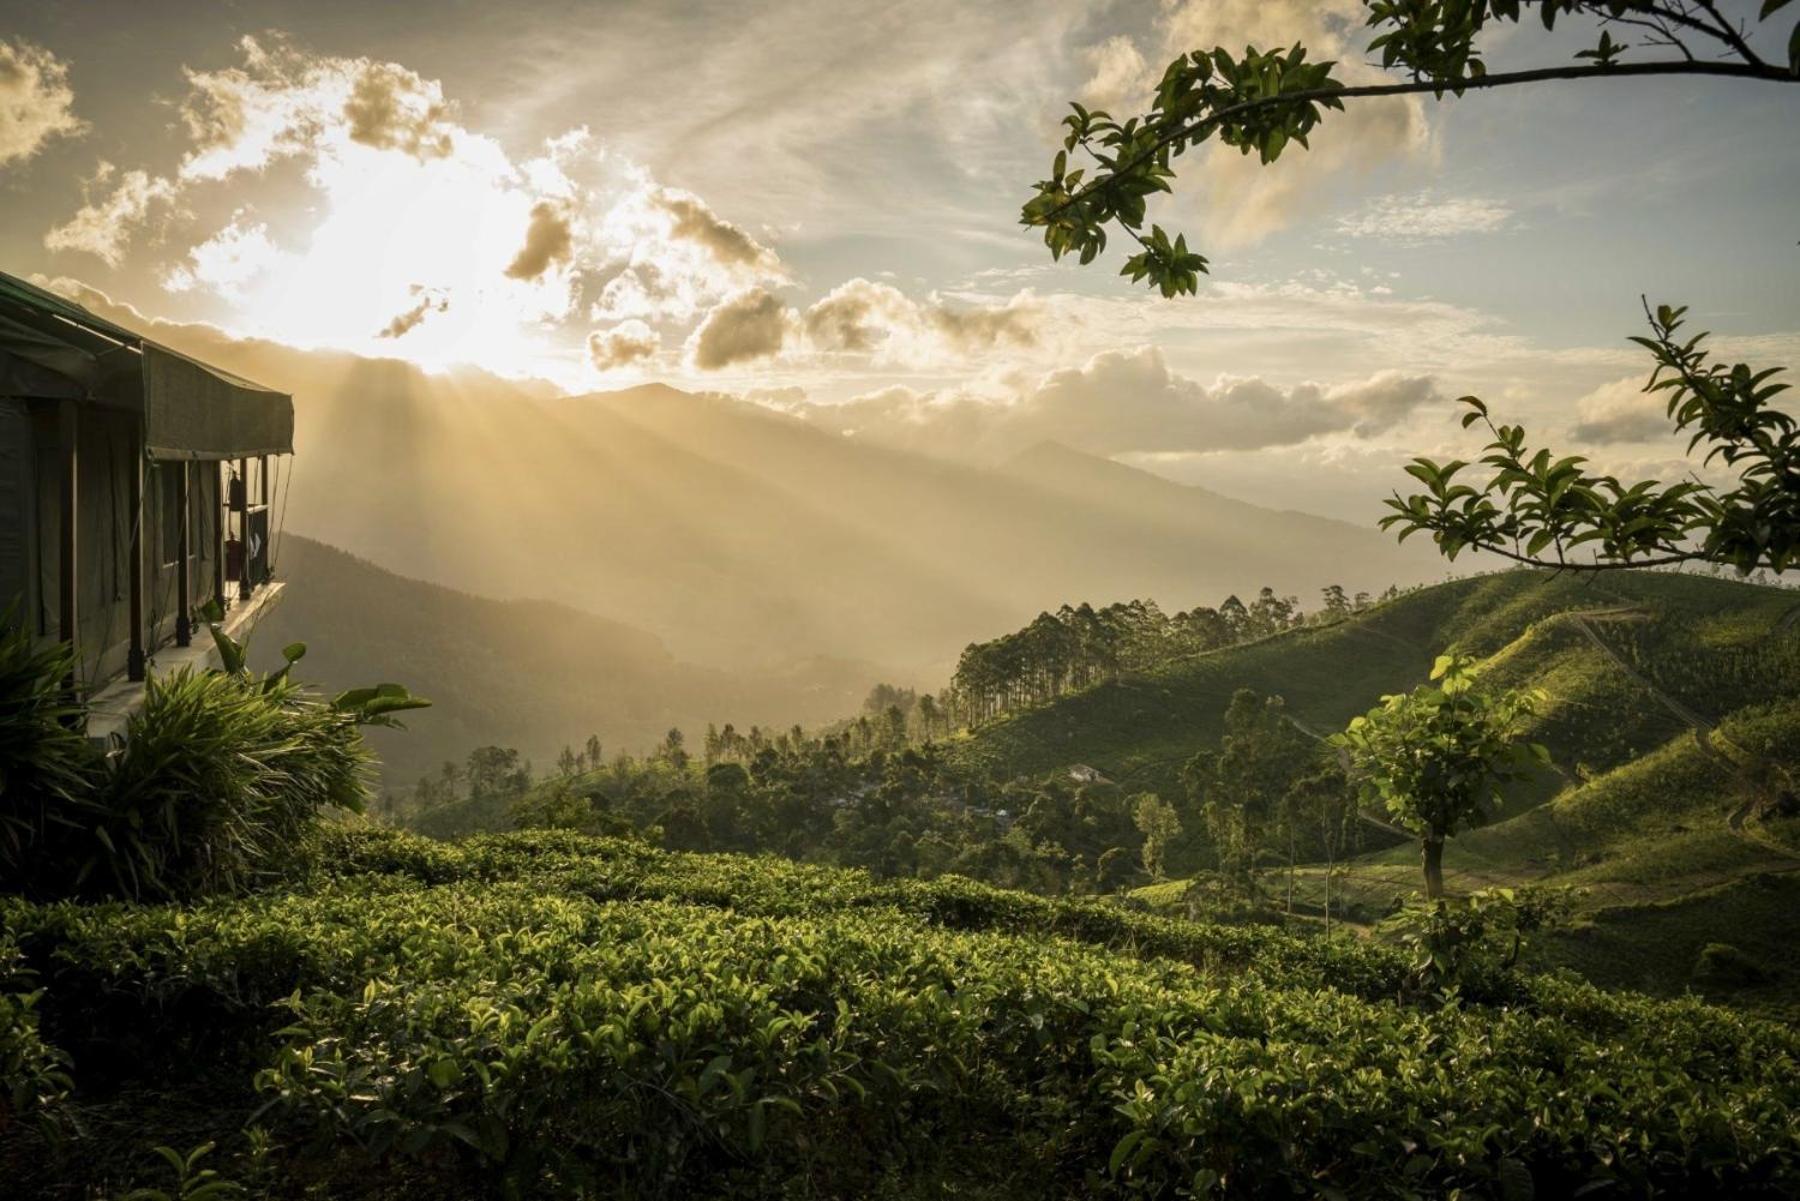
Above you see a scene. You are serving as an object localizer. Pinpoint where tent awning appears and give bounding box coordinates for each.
[0,271,294,460]
[142,345,294,460]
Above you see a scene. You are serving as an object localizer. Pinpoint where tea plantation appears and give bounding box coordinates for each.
[5,827,1798,1198]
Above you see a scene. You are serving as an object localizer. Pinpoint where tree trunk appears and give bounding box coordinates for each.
[1422,835,1445,900]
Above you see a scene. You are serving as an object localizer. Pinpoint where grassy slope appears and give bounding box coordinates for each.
[954,568,1800,1011]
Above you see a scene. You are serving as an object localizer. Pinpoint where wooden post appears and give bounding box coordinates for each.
[57,399,78,691]
[175,461,191,646]
[212,460,226,613]
[128,448,145,682]
[236,456,250,601]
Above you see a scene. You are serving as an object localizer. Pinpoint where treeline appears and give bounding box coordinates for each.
[389,683,1381,915]
[947,584,1395,724]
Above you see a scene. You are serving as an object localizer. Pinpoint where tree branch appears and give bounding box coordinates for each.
[1034,58,1795,232]
[1688,0,1770,69]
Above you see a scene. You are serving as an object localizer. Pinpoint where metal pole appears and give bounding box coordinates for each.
[236,456,250,601]
[128,449,145,682]
[175,461,191,646]
[212,460,225,613]
[57,398,78,692]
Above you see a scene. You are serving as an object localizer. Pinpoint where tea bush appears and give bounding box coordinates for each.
[4,828,1797,1198]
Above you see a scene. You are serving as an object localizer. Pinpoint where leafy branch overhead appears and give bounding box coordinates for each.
[1022,2,1799,297]
[1383,303,1798,573]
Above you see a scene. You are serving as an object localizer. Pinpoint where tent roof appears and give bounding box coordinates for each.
[0,270,294,459]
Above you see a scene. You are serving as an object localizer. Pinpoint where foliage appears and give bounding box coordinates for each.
[0,617,101,886]
[1181,689,1321,881]
[1385,305,1799,573]
[948,586,1336,725]
[1023,3,1797,298]
[1024,5,1799,577]
[1694,942,1774,989]
[1386,886,1571,996]
[1333,655,1548,897]
[120,1143,244,1201]
[83,670,371,899]
[4,828,1798,1198]
[0,936,72,1139]
[1130,792,1180,880]
[1,621,427,902]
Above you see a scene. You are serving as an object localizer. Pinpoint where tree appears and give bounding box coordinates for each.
[1331,656,1548,899]
[464,746,529,806]
[1181,689,1315,884]
[1023,2,1799,575]
[1132,792,1182,881]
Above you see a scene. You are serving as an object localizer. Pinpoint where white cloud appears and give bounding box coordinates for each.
[0,38,85,167]
[588,319,659,370]
[43,163,177,265]
[769,345,1441,457]
[1337,191,1513,242]
[1078,35,1149,113]
[163,214,289,298]
[1569,374,1667,444]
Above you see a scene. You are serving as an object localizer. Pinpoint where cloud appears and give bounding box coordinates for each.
[590,183,788,324]
[774,345,1441,457]
[163,215,288,298]
[177,35,460,181]
[652,187,780,272]
[1570,375,1667,443]
[689,287,790,370]
[1078,35,1150,113]
[1337,192,1513,242]
[505,199,575,280]
[342,60,456,159]
[377,286,450,339]
[587,319,659,370]
[43,163,177,264]
[802,278,1041,366]
[0,38,85,167]
[1155,0,1432,249]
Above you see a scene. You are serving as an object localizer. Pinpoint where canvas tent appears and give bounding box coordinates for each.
[0,271,293,694]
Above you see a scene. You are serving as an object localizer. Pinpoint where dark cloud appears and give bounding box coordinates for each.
[505,199,575,280]
[343,61,455,158]
[377,286,448,339]
[652,187,779,271]
[689,288,788,369]
[803,278,1040,360]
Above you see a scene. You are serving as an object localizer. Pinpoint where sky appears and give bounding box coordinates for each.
[2,0,1796,522]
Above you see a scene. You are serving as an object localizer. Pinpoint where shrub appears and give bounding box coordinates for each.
[1695,942,1773,989]
[0,618,101,891]
[0,936,73,1138]
[91,670,373,899]
[9,831,1797,1199]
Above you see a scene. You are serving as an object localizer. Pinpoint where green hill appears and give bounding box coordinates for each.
[5,827,1797,1198]
[950,568,1800,1011]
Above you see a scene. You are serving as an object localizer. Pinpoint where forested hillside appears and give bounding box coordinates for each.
[943,569,1800,1014]
[250,536,878,784]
